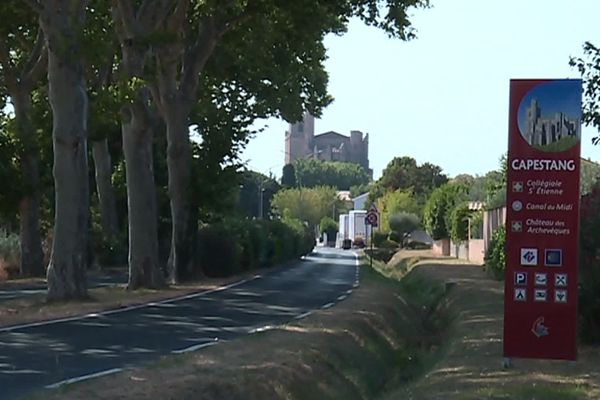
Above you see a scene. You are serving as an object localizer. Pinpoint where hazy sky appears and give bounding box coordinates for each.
[241,1,600,180]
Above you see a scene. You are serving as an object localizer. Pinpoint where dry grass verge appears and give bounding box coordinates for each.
[28,261,448,400]
[381,262,600,400]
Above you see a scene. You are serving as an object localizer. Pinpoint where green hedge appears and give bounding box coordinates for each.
[195,219,315,278]
[484,225,505,280]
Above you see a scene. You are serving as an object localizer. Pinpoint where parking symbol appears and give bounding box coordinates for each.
[555,290,568,304]
[535,273,547,286]
[555,274,567,287]
[514,288,527,302]
[534,289,547,302]
[520,248,538,266]
[514,272,527,285]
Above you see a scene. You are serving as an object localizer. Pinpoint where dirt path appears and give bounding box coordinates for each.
[383,262,600,400]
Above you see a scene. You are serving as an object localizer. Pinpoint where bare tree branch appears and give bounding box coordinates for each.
[166,0,190,32]
[0,37,18,92]
[180,16,220,101]
[147,80,166,118]
[23,47,47,89]
[114,0,139,38]
[21,0,43,14]
[21,28,46,86]
[139,0,176,33]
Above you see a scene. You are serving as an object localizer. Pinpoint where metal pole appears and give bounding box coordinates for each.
[369,227,373,269]
[258,183,263,219]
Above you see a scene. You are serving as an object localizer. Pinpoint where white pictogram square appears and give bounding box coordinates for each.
[555,274,567,287]
[555,290,568,303]
[535,273,547,286]
[514,288,527,302]
[534,289,547,302]
[515,272,527,285]
[520,248,538,266]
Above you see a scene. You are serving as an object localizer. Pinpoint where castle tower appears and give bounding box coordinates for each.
[284,112,314,164]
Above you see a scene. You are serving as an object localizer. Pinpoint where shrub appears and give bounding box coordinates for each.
[579,183,600,343]
[389,212,420,236]
[372,231,388,247]
[423,183,467,240]
[448,203,470,243]
[196,224,242,278]
[319,216,338,243]
[193,218,315,280]
[0,231,20,279]
[484,225,506,280]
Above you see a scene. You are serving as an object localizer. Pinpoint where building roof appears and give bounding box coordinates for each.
[352,192,369,202]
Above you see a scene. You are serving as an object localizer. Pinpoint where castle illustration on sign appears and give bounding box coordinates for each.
[522,98,580,148]
[284,113,372,176]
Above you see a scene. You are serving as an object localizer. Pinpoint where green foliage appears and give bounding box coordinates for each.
[0,230,20,279]
[570,41,600,144]
[448,203,470,243]
[237,170,281,219]
[376,189,420,232]
[194,219,314,278]
[579,182,600,343]
[281,164,297,188]
[469,210,484,239]
[293,159,370,190]
[484,226,506,280]
[423,183,467,240]
[389,212,420,238]
[319,216,338,241]
[581,159,600,196]
[372,231,389,247]
[369,156,448,204]
[271,186,340,228]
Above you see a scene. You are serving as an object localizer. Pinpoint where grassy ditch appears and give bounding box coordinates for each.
[30,253,454,400]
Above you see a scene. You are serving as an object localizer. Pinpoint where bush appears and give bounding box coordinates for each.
[0,231,20,279]
[319,216,338,243]
[389,212,420,238]
[579,183,600,343]
[372,231,388,247]
[194,218,315,280]
[484,225,506,280]
[448,203,470,243]
[423,183,467,240]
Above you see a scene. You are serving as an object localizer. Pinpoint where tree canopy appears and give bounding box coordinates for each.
[293,159,371,190]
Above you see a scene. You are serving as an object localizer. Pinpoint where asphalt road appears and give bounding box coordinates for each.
[0,247,359,400]
[0,272,129,302]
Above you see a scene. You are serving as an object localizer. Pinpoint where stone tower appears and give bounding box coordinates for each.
[284,112,314,164]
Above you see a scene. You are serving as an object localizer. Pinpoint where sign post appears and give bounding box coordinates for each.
[504,79,582,361]
[365,204,379,269]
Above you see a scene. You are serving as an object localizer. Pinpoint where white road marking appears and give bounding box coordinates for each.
[294,311,314,320]
[0,276,262,333]
[45,368,123,389]
[321,302,334,309]
[337,295,347,301]
[171,340,218,354]
[248,325,276,334]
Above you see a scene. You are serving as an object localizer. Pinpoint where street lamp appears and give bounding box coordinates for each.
[258,183,266,219]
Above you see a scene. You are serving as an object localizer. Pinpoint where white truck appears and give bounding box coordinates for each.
[348,210,371,246]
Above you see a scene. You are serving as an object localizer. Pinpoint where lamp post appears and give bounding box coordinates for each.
[258,183,266,219]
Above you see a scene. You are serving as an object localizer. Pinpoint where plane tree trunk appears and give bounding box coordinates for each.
[38,1,91,301]
[91,138,119,239]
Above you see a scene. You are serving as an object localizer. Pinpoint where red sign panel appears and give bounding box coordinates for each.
[504,79,582,361]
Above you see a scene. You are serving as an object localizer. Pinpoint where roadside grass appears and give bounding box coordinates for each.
[474,384,590,400]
